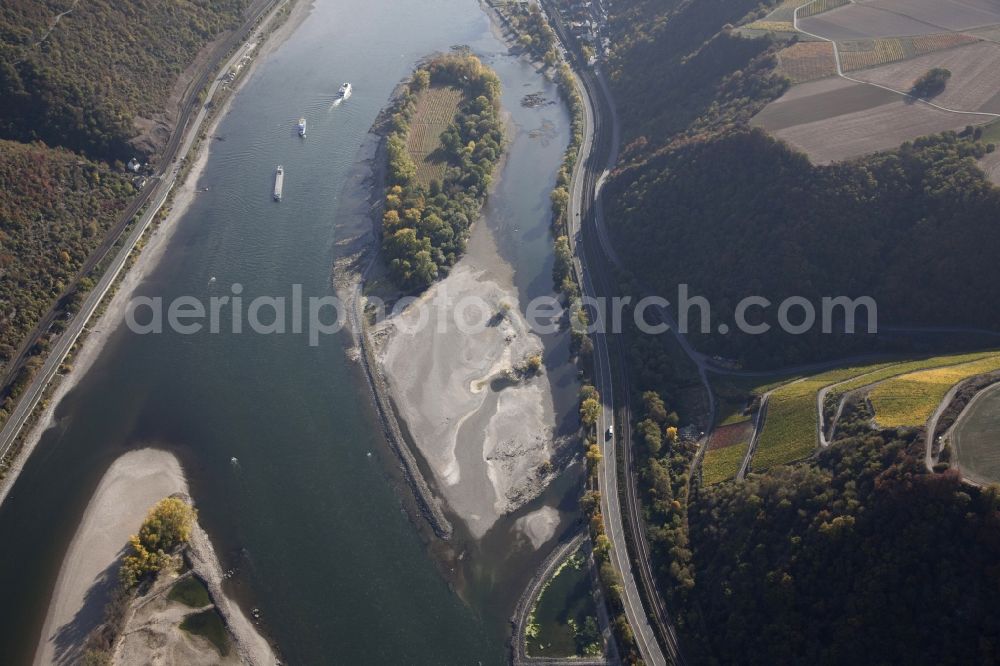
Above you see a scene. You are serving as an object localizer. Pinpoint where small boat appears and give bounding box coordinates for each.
[273,165,284,201]
[297,117,307,137]
[338,82,352,100]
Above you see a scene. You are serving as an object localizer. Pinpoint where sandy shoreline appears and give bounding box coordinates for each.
[35,449,277,665]
[0,0,310,509]
[372,222,560,539]
[336,13,574,544]
[367,107,565,538]
[35,450,184,665]
[3,2,310,662]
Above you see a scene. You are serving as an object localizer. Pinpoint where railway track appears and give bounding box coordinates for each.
[0,0,283,467]
[540,2,685,663]
[0,0,276,410]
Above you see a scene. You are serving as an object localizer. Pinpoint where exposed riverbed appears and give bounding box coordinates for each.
[0,0,578,663]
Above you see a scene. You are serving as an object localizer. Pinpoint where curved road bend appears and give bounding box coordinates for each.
[793,2,1000,121]
[0,0,282,471]
[509,530,609,666]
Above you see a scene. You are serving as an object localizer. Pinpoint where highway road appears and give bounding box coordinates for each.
[541,3,680,664]
[0,0,284,474]
[0,0,276,399]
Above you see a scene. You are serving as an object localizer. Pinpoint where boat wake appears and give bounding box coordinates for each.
[331,82,352,109]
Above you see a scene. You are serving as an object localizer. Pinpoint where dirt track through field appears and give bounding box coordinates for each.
[852,41,1000,112]
[800,0,1000,40]
[752,78,896,130]
[751,0,1000,162]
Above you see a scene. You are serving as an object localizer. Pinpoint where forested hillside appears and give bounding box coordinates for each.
[608,129,1000,368]
[0,0,249,425]
[0,141,133,400]
[603,1,1000,661]
[0,0,247,162]
[686,431,1000,664]
[603,0,1000,369]
[608,0,786,149]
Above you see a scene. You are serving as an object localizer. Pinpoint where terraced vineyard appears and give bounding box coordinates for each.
[740,0,839,38]
[870,354,1000,427]
[839,33,979,72]
[744,351,1000,472]
[798,0,850,19]
[839,39,906,71]
[825,351,1000,409]
[701,422,753,485]
[778,41,838,82]
[742,20,796,34]
[405,86,464,187]
[754,362,900,471]
[911,33,978,55]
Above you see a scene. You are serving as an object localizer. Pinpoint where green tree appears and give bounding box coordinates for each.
[911,67,951,98]
[642,390,668,423]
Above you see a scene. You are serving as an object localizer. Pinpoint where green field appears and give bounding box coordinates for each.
[981,119,1000,145]
[870,355,1000,427]
[405,85,464,187]
[709,371,802,426]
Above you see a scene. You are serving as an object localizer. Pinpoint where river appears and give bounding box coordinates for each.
[0,0,577,663]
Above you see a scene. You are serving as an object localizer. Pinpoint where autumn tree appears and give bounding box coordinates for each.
[120,497,196,588]
[581,397,601,428]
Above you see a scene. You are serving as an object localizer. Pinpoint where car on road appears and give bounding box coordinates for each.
[606,424,614,439]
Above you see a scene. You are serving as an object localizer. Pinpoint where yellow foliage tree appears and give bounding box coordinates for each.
[585,443,603,469]
[580,398,601,428]
[595,533,612,559]
[120,497,196,588]
[383,209,401,230]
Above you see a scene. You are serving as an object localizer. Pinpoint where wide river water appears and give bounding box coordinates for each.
[0,0,578,663]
